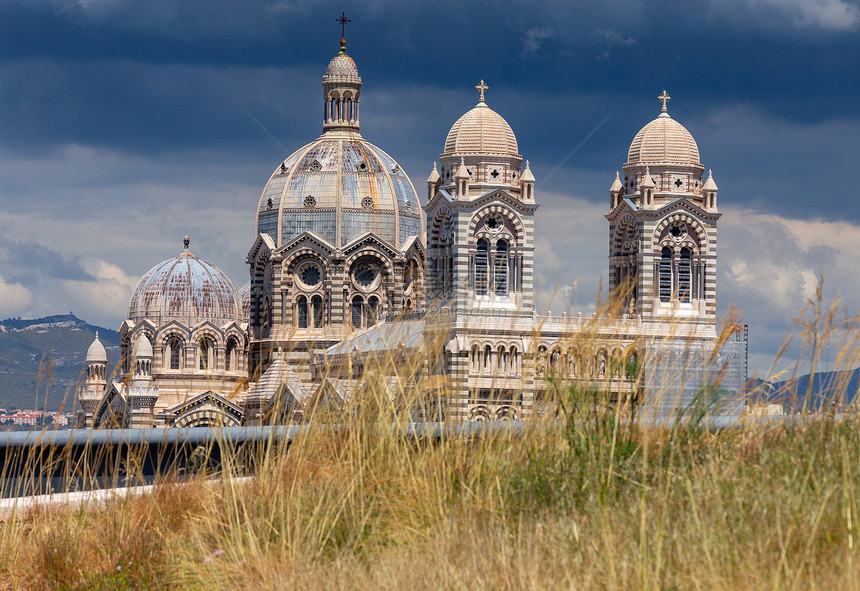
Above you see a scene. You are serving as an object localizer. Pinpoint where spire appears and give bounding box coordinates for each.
[427,162,441,184]
[640,166,655,189]
[703,169,718,191]
[475,79,489,104]
[610,171,623,193]
[521,160,535,183]
[336,12,351,54]
[455,157,470,179]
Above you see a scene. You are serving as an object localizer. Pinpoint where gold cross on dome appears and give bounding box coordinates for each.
[475,79,489,102]
[658,90,671,112]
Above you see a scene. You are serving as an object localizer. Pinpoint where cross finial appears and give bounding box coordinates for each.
[658,89,671,113]
[475,79,489,103]
[336,12,351,53]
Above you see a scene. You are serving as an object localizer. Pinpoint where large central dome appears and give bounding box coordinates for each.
[256,136,422,248]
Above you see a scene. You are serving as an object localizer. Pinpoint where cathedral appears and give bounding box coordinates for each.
[76,35,746,429]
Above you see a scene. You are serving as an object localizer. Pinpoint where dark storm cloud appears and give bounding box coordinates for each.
[0,238,94,284]
[0,0,858,364]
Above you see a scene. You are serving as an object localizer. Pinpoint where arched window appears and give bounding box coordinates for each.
[351,295,364,329]
[475,239,489,295]
[509,346,518,373]
[297,295,308,328]
[312,295,324,328]
[225,338,237,372]
[483,345,492,372]
[367,296,379,326]
[659,247,672,303]
[679,248,692,303]
[495,240,508,296]
[199,336,215,371]
[167,336,183,370]
[471,345,479,371]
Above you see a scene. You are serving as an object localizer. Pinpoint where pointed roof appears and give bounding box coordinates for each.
[427,162,441,184]
[521,160,535,183]
[703,169,718,191]
[246,349,313,407]
[610,171,623,193]
[640,166,656,189]
[455,157,470,179]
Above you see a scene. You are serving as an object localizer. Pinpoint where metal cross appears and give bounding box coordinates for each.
[475,79,489,102]
[658,90,671,112]
[337,12,351,39]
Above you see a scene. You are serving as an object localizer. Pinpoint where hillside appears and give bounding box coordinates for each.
[0,314,120,411]
[747,369,860,412]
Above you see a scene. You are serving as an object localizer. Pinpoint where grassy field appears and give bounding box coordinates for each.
[2,395,859,589]
[2,290,860,589]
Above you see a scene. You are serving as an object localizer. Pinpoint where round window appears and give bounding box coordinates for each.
[299,264,322,288]
[485,213,503,231]
[353,263,380,291]
[669,223,687,240]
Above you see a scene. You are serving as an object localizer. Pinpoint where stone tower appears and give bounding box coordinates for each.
[607,91,720,325]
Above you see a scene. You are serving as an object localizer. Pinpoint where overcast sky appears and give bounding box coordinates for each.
[0,0,859,376]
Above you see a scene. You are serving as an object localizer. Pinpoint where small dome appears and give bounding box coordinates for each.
[238,281,251,321]
[128,240,240,326]
[627,112,700,166]
[86,333,107,363]
[443,102,519,157]
[133,334,153,359]
[323,54,360,82]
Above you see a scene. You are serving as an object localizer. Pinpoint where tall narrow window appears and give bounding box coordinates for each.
[312,295,324,328]
[199,337,214,370]
[475,239,489,295]
[495,240,508,295]
[168,336,183,370]
[351,296,364,329]
[659,247,672,303]
[297,295,308,328]
[225,338,236,372]
[679,248,691,303]
[368,296,379,326]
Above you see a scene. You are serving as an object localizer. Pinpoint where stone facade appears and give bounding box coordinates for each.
[78,43,746,429]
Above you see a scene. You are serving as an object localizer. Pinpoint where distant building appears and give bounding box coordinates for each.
[78,35,746,429]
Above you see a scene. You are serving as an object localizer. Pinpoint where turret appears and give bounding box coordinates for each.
[703,169,718,210]
[455,157,470,199]
[427,162,441,201]
[640,166,656,208]
[128,334,158,428]
[610,171,623,209]
[77,333,107,428]
[521,160,536,202]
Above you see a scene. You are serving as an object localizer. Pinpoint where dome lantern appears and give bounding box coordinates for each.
[322,24,362,134]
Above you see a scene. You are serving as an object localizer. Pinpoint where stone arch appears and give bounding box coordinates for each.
[173,406,242,428]
[651,213,709,255]
[468,205,525,244]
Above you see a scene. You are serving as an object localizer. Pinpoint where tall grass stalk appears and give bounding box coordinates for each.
[1,285,860,589]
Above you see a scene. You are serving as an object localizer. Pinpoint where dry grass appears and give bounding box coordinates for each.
[3,286,860,590]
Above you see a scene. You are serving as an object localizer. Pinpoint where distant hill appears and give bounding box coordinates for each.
[0,314,120,412]
[746,369,860,412]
